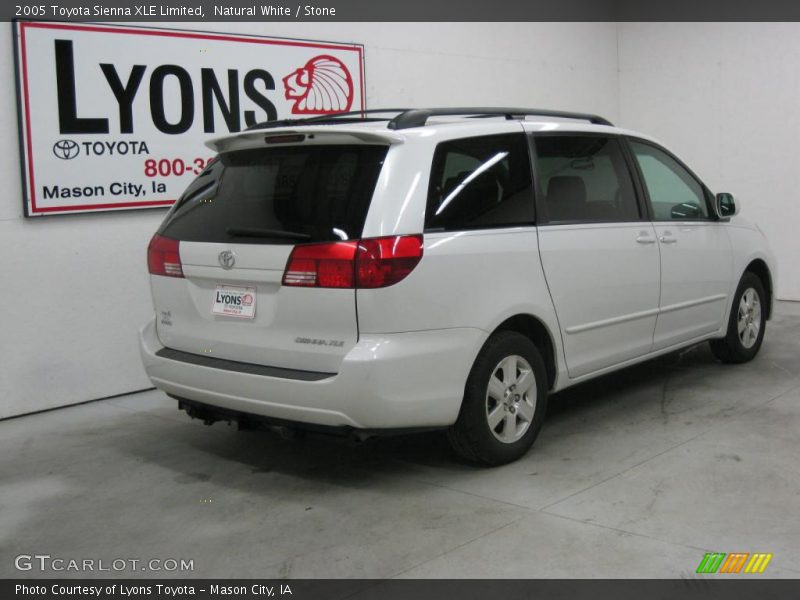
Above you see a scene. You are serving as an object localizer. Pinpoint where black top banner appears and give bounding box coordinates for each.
[7,0,800,22]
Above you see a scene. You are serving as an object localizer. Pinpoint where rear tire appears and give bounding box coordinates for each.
[710,272,767,364]
[447,331,548,466]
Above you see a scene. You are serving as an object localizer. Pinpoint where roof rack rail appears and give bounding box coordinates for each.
[244,107,613,132]
[246,109,413,131]
[387,108,613,129]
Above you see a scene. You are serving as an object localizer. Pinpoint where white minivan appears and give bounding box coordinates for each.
[140,108,776,465]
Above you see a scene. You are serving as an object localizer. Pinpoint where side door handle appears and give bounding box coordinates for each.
[659,235,678,244]
[636,230,656,245]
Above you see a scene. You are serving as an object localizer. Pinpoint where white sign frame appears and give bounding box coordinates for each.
[13,21,366,216]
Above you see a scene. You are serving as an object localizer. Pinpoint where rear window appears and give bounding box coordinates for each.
[425,133,534,232]
[534,136,640,224]
[159,145,389,244]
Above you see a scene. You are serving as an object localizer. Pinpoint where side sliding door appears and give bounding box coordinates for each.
[532,134,661,379]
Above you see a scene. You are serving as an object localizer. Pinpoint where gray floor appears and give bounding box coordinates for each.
[2,302,800,579]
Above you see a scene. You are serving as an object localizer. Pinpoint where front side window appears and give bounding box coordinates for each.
[533,135,640,224]
[629,140,709,220]
[425,134,534,231]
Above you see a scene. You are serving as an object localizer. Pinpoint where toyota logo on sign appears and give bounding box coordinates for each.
[52,139,80,160]
[218,250,236,270]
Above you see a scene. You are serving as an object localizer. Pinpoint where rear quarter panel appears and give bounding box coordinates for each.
[356,228,566,388]
[357,123,567,390]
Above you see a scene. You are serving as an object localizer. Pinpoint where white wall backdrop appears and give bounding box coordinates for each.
[619,22,800,301]
[0,22,620,418]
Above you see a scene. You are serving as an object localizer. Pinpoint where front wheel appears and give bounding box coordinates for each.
[710,272,767,363]
[447,331,548,466]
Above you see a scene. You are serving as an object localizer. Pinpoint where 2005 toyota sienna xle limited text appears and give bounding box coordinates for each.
[139,107,776,465]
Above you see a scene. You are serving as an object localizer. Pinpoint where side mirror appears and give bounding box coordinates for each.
[715,193,738,218]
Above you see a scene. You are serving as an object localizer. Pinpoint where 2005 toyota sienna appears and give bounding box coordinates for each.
[140,108,776,465]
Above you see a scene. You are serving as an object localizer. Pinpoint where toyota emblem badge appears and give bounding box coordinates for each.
[218,250,236,270]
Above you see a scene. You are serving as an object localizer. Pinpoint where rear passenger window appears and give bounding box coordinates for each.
[425,134,534,231]
[534,136,640,224]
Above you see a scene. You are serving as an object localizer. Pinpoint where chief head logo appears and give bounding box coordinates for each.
[282,55,354,115]
[53,139,79,160]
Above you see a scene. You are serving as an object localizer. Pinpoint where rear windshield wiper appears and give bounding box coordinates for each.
[226,227,311,241]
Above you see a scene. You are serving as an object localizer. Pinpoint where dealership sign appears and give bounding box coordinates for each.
[13,22,366,216]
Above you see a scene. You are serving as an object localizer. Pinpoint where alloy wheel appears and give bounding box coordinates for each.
[485,354,537,444]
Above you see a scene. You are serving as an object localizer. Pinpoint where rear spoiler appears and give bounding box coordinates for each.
[206,128,406,153]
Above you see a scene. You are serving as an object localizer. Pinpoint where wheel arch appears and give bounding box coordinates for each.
[492,314,558,391]
[744,258,774,319]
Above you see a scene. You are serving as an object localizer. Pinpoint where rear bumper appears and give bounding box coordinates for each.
[138,317,485,429]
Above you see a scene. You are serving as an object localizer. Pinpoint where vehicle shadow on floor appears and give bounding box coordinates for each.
[368,344,719,466]
[117,344,729,489]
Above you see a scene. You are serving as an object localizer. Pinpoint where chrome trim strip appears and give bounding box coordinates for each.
[565,307,660,334]
[564,294,727,335]
[658,293,728,315]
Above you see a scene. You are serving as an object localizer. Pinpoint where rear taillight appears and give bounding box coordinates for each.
[356,235,424,288]
[283,241,358,288]
[147,234,184,278]
[282,235,423,289]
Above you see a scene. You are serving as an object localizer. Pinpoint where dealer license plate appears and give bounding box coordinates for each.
[211,284,256,319]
